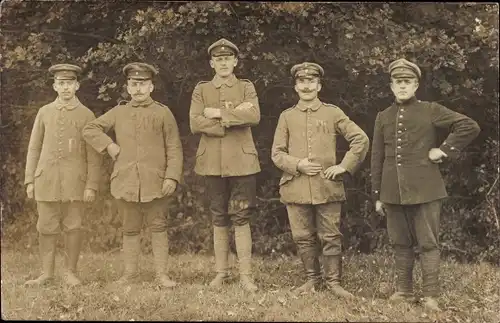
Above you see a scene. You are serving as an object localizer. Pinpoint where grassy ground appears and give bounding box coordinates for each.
[1,247,499,322]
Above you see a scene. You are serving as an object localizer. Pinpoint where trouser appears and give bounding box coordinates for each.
[205,175,257,227]
[36,201,83,234]
[116,196,169,236]
[286,202,342,257]
[385,200,442,297]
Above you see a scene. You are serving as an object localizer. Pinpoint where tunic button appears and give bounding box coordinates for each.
[397,146,401,149]
[397,163,401,166]
[400,108,404,112]
[451,147,455,150]
[399,115,403,119]
[398,123,403,126]
[397,138,402,142]
[398,130,402,134]
[397,155,401,158]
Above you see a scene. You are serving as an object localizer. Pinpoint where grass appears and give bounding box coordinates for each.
[1,246,499,322]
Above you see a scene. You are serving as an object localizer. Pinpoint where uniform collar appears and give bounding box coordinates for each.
[394,96,418,106]
[211,74,237,88]
[296,98,322,111]
[55,97,80,110]
[130,97,154,108]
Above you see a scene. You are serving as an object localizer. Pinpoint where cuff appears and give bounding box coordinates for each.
[439,141,458,159]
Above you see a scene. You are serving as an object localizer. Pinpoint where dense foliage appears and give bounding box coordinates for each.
[1,1,498,263]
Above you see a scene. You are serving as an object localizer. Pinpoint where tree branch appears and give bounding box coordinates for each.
[41,28,121,44]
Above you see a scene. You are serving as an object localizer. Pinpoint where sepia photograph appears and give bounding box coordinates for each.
[1,1,498,321]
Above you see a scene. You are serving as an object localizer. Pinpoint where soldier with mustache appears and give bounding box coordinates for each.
[83,62,183,288]
[370,58,480,311]
[272,62,369,297]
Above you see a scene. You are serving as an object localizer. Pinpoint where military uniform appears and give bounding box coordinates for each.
[83,62,183,287]
[272,62,369,296]
[24,64,102,287]
[370,58,480,310]
[190,38,260,291]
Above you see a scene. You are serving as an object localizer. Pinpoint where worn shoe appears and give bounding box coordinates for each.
[389,291,416,303]
[326,283,355,299]
[209,273,230,287]
[62,271,82,287]
[24,273,54,286]
[422,297,441,312]
[294,280,318,294]
[156,274,177,288]
[240,274,258,292]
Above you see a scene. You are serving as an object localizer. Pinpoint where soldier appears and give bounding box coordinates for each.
[24,64,102,287]
[189,38,260,292]
[271,62,369,297]
[82,62,183,288]
[370,58,481,311]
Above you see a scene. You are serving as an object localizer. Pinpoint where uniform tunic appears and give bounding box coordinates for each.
[82,97,183,203]
[190,74,261,177]
[370,97,481,205]
[24,97,102,202]
[272,99,370,205]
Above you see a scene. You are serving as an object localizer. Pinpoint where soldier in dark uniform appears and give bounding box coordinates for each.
[272,62,369,297]
[370,58,481,311]
[83,62,183,288]
[190,38,260,292]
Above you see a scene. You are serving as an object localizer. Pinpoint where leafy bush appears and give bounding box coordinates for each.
[1,2,498,263]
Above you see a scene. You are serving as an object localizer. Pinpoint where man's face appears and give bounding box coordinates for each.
[127,79,154,102]
[210,55,237,78]
[53,79,79,101]
[390,77,419,102]
[294,77,321,101]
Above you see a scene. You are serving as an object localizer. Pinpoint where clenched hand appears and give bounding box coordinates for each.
[297,158,323,176]
[324,165,346,180]
[162,178,177,196]
[428,148,448,164]
[83,189,96,202]
[203,108,221,119]
[106,143,121,161]
[26,183,34,199]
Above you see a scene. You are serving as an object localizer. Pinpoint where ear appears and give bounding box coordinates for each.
[317,82,322,93]
[415,81,420,90]
[294,83,300,94]
[52,82,57,91]
[209,59,215,69]
[149,82,155,93]
[233,57,238,67]
[75,81,80,91]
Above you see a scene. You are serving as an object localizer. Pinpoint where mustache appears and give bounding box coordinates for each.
[300,88,314,93]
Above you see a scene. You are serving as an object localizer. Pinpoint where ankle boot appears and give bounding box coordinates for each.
[323,255,354,298]
[62,230,83,286]
[209,226,230,287]
[25,233,57,286]
[116,234,141,284]
[151,231,177,288]
[421,248,440,307]
[234,223,258,292]
[389,246,415,302]
[294,250,321,294]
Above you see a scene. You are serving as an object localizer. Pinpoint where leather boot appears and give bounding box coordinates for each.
[234,223,258,292]
[323,255,354,298]
[25,233,57,286]
[209,226,230,287]
[421,248,441,311]
[62,230,84,286]
[389,247,415,303]
[115,234,141,284]
[294,249,321,294]
[151,231,177,288]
